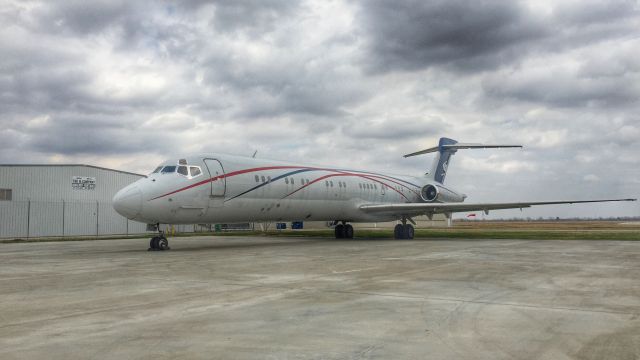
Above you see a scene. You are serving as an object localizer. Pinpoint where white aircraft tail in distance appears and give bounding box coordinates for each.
[113,137,636,250]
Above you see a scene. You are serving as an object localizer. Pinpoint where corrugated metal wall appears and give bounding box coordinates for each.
[0,165,142,202]
[0,200,148,238]
[0,165,148,238]
[0,201,28,238]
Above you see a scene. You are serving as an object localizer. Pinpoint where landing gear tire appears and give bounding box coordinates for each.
[404,224,415,239]
[394,224,403,239]
[149,236,159,250]
[148,236,170,251]
[344,224,354,239]
[394,224,414,240]
[335,224,345,239]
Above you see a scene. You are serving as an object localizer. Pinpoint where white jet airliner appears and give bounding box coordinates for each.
[113,137,636,250]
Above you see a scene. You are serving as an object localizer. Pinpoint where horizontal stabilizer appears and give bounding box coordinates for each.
[404,143,522,158]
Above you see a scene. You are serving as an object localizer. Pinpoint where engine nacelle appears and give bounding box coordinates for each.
[420,184,466,203]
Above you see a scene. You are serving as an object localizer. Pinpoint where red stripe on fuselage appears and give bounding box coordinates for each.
[282,172,411,201]
[150,165,418,201]
[150,166,305,200]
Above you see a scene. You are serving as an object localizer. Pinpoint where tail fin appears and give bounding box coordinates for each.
[404,137,522,184]
[430,137,458,183]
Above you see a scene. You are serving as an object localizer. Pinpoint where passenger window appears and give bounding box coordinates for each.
[325,181,329,187]
[330,181,334,187]
[177,166,188,176]
[255,175,259,183]
[190,167,202,177]
[151,166,162,174]
[162,166,176,173]
[261,176,266,183]
[359,183,362,189]
[291,178,294,185]
[374,184,377,190]
[285,177,289,184]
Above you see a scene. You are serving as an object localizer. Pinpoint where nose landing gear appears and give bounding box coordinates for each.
[148,226,170,251]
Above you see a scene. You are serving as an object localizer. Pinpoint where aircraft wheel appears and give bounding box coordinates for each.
[405,224,415,239]
[149,236,160,250]
[344,224,354,239]
[335,224,345,239]
[157,236,170,250]
[394,224,404,239]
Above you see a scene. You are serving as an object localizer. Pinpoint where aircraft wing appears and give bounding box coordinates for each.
[360,198,636,217]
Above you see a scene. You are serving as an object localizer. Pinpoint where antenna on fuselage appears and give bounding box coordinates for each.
[252,150,258,158]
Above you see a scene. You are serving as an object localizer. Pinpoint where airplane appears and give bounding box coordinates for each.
[112,137,636,250]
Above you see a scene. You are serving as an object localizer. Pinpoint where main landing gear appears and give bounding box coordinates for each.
[148,225,170,251]
[334,222,354,239]
[394,217,415,239]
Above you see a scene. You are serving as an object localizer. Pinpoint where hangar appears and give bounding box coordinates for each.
[0,164,148,238]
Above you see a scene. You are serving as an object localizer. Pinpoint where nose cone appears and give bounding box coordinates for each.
[113,185,143,219]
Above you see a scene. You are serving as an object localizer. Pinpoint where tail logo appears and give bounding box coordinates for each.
[441,160,448,178]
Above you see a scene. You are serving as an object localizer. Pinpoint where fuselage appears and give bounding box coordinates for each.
[113,153,459,225]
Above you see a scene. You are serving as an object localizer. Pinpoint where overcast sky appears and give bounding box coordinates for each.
[1,0,638,218]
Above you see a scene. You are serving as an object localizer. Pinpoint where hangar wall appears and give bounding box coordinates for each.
[0,165,148,238]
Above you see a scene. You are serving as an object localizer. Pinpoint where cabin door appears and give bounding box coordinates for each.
[203,158,226,207]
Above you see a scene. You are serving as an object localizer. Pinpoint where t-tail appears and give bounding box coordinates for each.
[404,137,523,184]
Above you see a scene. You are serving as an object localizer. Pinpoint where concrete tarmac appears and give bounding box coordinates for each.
[1,236,639,360]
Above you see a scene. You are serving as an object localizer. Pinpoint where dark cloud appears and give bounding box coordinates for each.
[34,0,135,35]
[359,0,548,73]
[22,115,178,156]
[482,68,640,108]
[209,0,302,34]
[358,0,639,74]
[202,52,368,118]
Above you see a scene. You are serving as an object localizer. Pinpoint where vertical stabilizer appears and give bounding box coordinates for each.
[430,137,458,184]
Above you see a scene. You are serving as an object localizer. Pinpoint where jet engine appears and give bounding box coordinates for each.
[420,184,466,203]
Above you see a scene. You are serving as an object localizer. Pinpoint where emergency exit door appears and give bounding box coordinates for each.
[203,158,226,197]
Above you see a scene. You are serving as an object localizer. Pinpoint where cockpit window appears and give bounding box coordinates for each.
[151,166,163,174]
[177,166,188,176]
[190,166,202,177]
[161,166,176,173]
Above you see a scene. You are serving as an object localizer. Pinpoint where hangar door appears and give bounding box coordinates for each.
[203,159,226,198]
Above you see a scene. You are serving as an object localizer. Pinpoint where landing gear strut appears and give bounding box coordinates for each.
[394,218,415,239]
[148,224,170,251]
[334,222,354,239]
